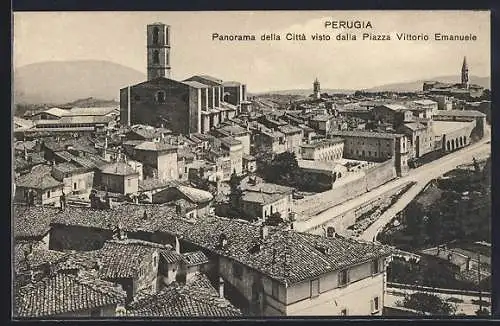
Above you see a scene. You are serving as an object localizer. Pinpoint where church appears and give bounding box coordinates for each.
[120,23,250,135]
[422,57,486,99]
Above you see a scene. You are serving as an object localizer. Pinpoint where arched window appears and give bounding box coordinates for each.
[153,50,160,65]
[156,91,166,103]
[153,27,159,45]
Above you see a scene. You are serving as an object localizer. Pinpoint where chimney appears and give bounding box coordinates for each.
[218,277,224,298]
[260,225,269,239]
[219,233,228,249]
[175,236,181,254]
[326,226,336,238]
[143,210,148,220]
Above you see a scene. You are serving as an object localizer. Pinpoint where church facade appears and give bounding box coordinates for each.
[120,22,248,135]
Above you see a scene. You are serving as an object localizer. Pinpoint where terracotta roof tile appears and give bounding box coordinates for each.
[127,273,240,317]
[14,204,60,239]
[14,272,126,317]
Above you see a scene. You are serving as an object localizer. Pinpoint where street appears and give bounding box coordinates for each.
[295,129,491,236]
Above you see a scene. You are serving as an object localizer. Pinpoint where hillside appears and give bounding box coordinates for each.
[250,75,490,96]
[14,60,145,105]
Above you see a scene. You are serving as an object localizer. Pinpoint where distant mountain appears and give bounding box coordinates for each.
[362,75,490,92]
[14,60,146,105]
[62,97,119,108]
[251,75,490,96]
[250,89,355,96]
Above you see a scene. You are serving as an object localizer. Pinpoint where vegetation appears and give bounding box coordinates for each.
[401,292,456,315]
[387,256,491,291]
[378,162,491,251]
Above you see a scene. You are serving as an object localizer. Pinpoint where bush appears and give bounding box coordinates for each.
[403,292,456,315]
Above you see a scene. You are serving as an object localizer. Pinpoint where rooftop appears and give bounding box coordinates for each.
[432,121,475,136]
[184,75,223,86]
[182,251,209,266]
[134,141,178,152]
[127,272,241,317]
[328,130,405,139]
[50,203,181,233]
[311,114,333,122]
[15,165,63,190]
[14,204,62,239]
[301,138,344,148]
[176,185,214,204]
[97,239,171,279]
[182,81,210,89]
[278,124,303,135]
[222,81,242,87]
[433,110,486,118]
[100,162,139,176]
[377,104,410,112]
[14,272,126,318]
[241,191,289,205]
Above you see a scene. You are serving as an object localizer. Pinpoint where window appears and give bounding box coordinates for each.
[127,179,132,187]
[156,91,166,103]
[153,50,160,64]
[338,269,349,287]
[152,26,159,44]
[73,182,77,190]
[371,296,380,314]
[46,190,51,198]
[272,281,279,299]
[371,259,380,274]
[233,263,243,279]
[310,279,320,298]
[340,308,348,316]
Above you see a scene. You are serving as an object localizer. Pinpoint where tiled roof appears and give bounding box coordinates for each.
[156,216,395,285]
[50,203,181,233]
[176,185,213,204]
[328,130,405,139]
[182,251,209,266]
[182,81,210,89]
[15,165,63,190]
[15,272,126,318]
[377,104,410,112]
[66,107,118,117]
[53,150,76,162]
[185,75,224,85]
[134,141,177,152]
[53,162,83,175]
[219,136,242,147]
[241,182,294,194]
[14,204,61,239]
[127,273,241,317]
[311,114,333,122]
[278,125,303,135]
[100,162,138,176]
[301,138,344,148]
[138,179,179,192]
[241,191,288,205]
[128,127,163,140]
[215,124,248,137]
[402,122,427,131]
[222,81,241,87]
[14,153,46,172]
[174,198,197,212]
[97,239,170,279]
[160,249,183,264]
[433,110,486,118]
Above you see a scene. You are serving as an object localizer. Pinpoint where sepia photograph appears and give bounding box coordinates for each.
[12,10,491,318]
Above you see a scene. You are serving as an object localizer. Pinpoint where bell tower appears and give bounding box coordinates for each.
[147,23,171,80]
[313,78,321,99]
[461,56,469,89]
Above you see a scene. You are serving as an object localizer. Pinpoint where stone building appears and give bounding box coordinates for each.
[99,162,140,195]
[329,130,409,177]
[126,141,179,182]
[14,165,64,207]
[398,121,435,159]
[300,138,344,162]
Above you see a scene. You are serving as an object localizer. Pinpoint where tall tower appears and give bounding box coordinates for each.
[313,78,321,99]
[461,56,469,89]
[147,23,171,80]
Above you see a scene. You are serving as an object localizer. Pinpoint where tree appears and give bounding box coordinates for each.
[403,292,456,315]
[229,170,243,209]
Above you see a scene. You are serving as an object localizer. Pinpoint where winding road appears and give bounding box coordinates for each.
[294,128,491,240]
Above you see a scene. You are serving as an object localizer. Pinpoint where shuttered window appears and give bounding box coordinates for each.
[371,296,380,314]
[338,270,349,287]
[310,279,319,298]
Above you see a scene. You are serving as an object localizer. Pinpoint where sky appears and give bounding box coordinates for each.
[13,11,490,92]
